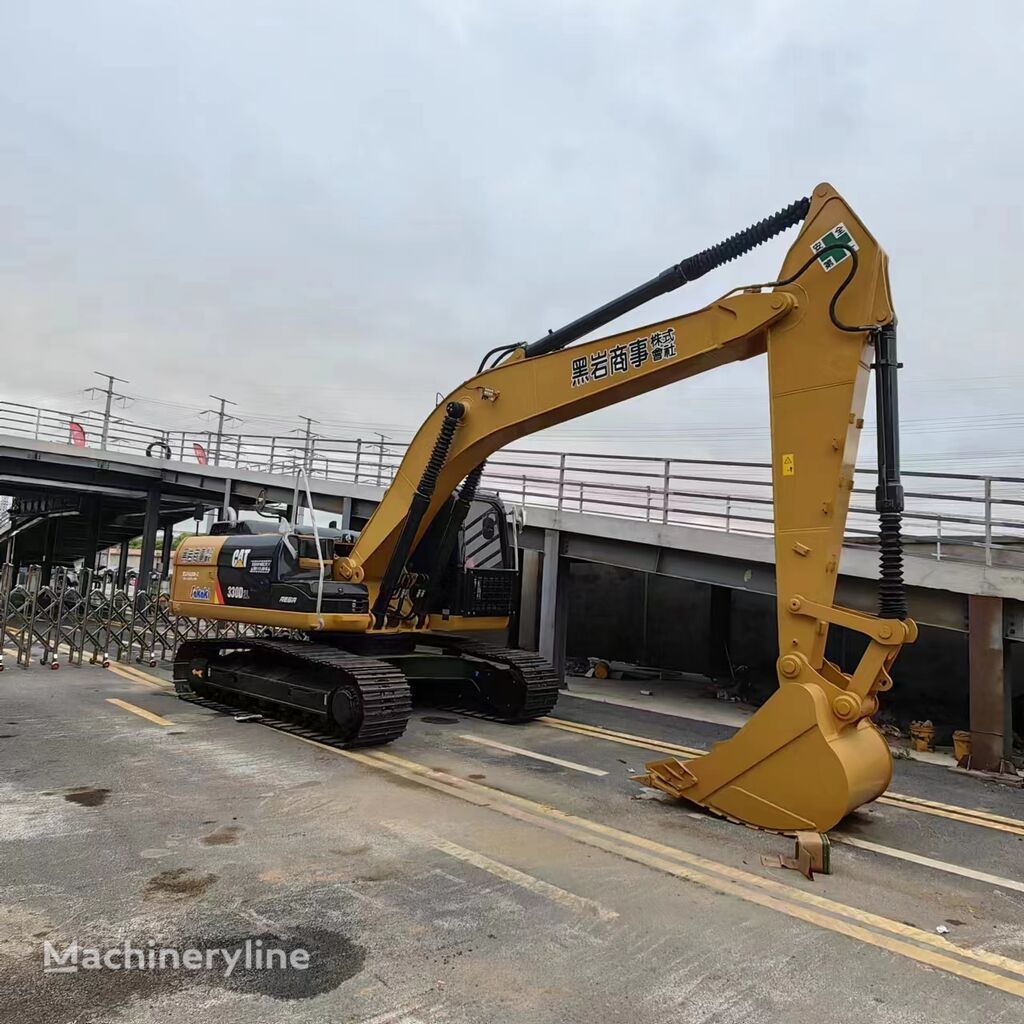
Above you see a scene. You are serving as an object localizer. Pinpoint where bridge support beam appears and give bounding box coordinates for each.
[968,594,1012,770]
[708,584,732,680]
[40,518,57,586]
[160,524,173,579]
[539,529,568,680]
[82,497,102,572]
[116,539,129,588]
[138,485,161,595]
[518,548,541,650]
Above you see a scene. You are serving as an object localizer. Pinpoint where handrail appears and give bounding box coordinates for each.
[0,397,1022,567]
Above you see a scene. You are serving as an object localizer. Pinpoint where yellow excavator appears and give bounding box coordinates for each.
[171,182,915,832]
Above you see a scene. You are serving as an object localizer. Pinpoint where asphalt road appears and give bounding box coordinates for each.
[1,657,1023,1023]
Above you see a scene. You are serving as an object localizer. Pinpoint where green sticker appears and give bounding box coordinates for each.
[811,222,858,272]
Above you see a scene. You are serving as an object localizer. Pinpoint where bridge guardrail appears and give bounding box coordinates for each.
[1,398,1022,567]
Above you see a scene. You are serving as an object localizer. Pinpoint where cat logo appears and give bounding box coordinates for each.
[231,548,251,569]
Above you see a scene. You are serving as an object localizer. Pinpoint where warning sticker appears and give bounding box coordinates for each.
[811,222,858,272]
[781,453,795,477]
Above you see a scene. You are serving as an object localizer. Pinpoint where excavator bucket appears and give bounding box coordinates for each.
[639,680,894,833]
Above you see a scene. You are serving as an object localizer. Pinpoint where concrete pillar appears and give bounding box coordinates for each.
[539,529,569,680]
[340,495,353,532]
[116,539,130,588]
[222,478,232,519]
[137,485,161,595]
[518,548,541,650]
[160,524,174,579]
[41,518,57,585]
[968,594,1012,770]
[83,497,102,572]
[708,585,733,679]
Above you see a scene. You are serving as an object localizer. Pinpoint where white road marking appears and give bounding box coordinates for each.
[833,834,1024,893]
[390,824,617,921]
[457,733,608,776]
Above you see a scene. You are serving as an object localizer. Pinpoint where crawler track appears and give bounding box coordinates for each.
[173,637,411,747]
[422,634,560,722]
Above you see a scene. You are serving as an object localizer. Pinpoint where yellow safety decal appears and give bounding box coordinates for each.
[781,453,795,477]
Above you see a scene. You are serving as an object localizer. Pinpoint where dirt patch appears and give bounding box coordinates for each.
[63,787,110,808]
[420,715,460,725]
[201,825,242,847]
[468,773,486,781]
[144,868,218,901]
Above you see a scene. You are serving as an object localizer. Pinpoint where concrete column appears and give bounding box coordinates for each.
[116,539,130,588]
[539,529,569,680]
[968,594,1012,770]
[137,485,161,595]
[222,478,232,519]
[340,495,353,532]
[160,524,174,579]
[708,585,733,680]
[40,518,57,585]
[83,497,102,572]
[518,548,541,650]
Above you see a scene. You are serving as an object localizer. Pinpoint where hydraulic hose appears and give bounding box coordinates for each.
[522,197,810,359]
[371,402,465,628]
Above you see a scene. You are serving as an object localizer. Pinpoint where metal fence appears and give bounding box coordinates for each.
[0,563,286,671]
[2,398,1024,566]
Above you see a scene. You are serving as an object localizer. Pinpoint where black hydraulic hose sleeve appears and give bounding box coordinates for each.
[873,324,907,620]
[412,461,487,626]
[371,402,465,628]
[523,196,810,359]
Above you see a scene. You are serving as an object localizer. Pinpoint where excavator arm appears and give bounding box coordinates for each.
[338,182,915,831]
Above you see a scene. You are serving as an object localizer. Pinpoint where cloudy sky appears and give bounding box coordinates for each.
[2,2,1023,472]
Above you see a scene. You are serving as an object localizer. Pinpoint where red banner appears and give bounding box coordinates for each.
[69,422,87,448]
[193,442,208,465]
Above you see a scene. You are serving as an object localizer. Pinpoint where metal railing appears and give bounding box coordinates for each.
[2,398,1023,567]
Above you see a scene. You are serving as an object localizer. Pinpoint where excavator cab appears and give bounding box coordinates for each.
[410,493,517,620]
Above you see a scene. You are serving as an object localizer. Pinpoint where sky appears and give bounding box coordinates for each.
[2,1,1024,473]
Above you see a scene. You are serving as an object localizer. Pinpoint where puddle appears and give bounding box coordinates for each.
[420,716,459,725]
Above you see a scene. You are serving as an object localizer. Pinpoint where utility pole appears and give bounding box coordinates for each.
[297,415,319,470]
[289,416,320,528]
[84,372,130,449]
[200,395,239,466]
[375,432,390,486]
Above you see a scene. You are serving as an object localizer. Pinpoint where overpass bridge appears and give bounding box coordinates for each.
[1,398,1021,766]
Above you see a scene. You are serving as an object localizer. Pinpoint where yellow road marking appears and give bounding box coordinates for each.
[544,717,1024,836]
[105,698,173,727]
[833,835,1024,893]
[459,733,608,776]
[390,824,618,921]
[881,791,1024,829]
[370,750,1024,988]
[540,716,703,757]
[106,663,168,691]
[876,796,1024,837]
[280,732,1024,994]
